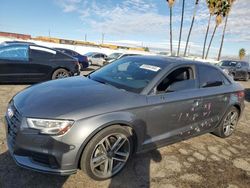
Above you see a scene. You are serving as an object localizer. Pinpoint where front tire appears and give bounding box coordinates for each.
[81,125,133,180]
[213,106,239,138]
[52,68,70,80]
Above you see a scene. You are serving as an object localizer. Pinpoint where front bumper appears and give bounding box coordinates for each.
[4,106,78,175]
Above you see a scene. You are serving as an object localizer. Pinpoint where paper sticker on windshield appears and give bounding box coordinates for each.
[140,64,161,72]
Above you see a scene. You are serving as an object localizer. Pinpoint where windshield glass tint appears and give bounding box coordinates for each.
[90,57,166,93]
[0,45,29,61]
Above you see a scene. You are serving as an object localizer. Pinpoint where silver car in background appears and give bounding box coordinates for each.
[85,52,107,67]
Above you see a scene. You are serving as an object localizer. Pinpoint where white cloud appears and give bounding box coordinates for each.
[55,0,82,12]
[55,0,250,56]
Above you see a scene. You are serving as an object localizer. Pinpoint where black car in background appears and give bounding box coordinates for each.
[0,44,80,83]
[220,60,250,81]
[1,41,36,45]
[55,48,89,70]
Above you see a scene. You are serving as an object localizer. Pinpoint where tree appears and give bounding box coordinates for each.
[177,0,185,56]
[239,48,246,60]
[166,0,175,56]
[144,47,150,52]
[205,14,223,59]
[205,0,224,59]
[202,0,218,59]
[217,0,235,61]
[184,0,200,57]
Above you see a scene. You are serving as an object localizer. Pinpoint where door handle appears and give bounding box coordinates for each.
[193,100,201,107]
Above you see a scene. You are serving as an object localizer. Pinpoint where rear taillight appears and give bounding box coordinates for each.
[237,91,245,99]
[83,56,88,61]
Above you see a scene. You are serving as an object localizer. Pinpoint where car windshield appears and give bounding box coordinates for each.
[89,57,166,93]
[220,61,237,67]
[84,52,96,57]
[108,53,122,59]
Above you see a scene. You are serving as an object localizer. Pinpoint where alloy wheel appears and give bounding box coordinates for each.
[90,133,130,179]
[55,71,69,79]
[223,110,239,136]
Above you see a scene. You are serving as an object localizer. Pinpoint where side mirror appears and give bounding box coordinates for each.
[236,63,241,69]
[167,80,196,92]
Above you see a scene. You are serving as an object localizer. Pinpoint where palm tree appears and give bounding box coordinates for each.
[205,0,225,59]
[177,0,185,56]
[202,0,217,59]
[184,0,200,57]
[166,0,175,56]
[217,0,235,61]
[205,14,223,59]
[239,48,246,60]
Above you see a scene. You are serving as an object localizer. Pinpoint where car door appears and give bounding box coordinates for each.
[29,46,57,81]
[143,65,203,150]
[0,44,30,82]
[196,64,230,130]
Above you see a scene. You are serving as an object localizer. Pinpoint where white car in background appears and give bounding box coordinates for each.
[84,52,107,67]
[104,53,141,65]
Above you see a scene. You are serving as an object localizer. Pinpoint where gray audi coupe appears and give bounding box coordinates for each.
[4,56,245,180]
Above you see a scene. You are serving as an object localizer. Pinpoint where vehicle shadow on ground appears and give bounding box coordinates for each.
[0,151,69,188]
[108,149,162,188]
[245,88,250,102]
[109,132,162,188]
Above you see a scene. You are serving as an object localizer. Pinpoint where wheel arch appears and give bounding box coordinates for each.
[74,114,144,169]
[233,103,241,116]
[51,67,71,78]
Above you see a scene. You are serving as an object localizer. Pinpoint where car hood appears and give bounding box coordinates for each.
[13,76,142,120]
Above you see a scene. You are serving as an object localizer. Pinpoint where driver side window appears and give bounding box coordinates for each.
[156,67,195,93]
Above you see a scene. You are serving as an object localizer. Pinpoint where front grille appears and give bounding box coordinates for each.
[6,103,22,149]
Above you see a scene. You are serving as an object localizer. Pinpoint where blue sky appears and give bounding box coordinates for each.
[0,0,249,58]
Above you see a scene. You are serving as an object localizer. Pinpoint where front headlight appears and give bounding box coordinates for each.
[27,118,74,135]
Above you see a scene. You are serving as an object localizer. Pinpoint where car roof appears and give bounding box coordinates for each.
[127,55,211,67]
[221,60,248,63]
[2,43,56,51]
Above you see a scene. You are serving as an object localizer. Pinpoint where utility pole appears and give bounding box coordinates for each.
[101,33,105,44]
[48,29,51,42]
[85,34,87,42]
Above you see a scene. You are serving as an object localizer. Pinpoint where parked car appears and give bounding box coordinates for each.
[54,48,89,70]
[219,60,250,81]
[85,52,107,66]
[1,41,36,45]
[5,56,245,180]
[0,44,80,83]
[104,53,141,65]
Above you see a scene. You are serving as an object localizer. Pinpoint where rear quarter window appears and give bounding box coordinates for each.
[30,49,55,60]
[198,65,227,88]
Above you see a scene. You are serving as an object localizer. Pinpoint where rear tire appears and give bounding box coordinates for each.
[80,125,133,180]
[244,73,249,81]
[213,106,240,138]
[51,68,70,80]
